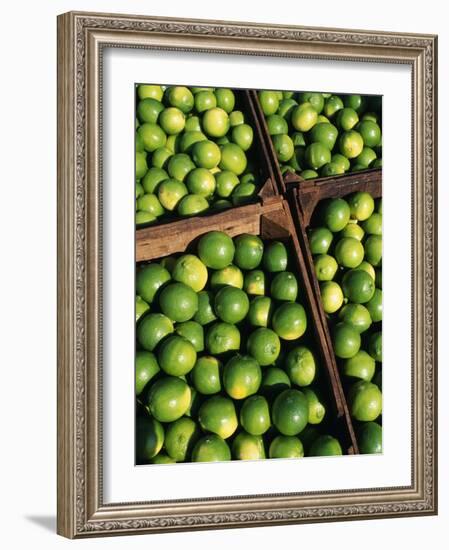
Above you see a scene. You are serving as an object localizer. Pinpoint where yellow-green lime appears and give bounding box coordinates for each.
[194,90,217,113]
[142,167,168,193]
[210,264,244,290]
[151,146,173,169]
[135,211,155,226]
[136,416,164,462]
[198,395,238,439]
[191,434,231,462]
[184,115,202,133]
[166,86,194,113]
[137,97,164,124]
[219,143,247,175]
[272,134,294,162]
[138,122,167,152]
[179,130,207,153]
[258,90,280,116]
[243,270,265,296]
[223,355,262,400]
[137,84,163,101]
[303,387,326,424]
[149,453,176,464]
[186,168,216,197]
[232,124,253,151]
[320,281,344,314]
[339,130,364,158]
[191,140,221,169]
[272,302,307,340]
[321,162,345,176]
[232,433,265,460]
[347,191,375,221]
[136,295,150,321]
[159,107,185,135]
[366,288,382,322]
[335,107,359,130]
[342,350,375,382]
[348,380,382,421]
[298,92,324,113]
[248,296,273,328]
[172,254,208,292]
[136,194,165,217]
[334,237,364,268]
[135,351,160,395]
[269,435,304,458]
[157,178,188,211]
[331,153,350,172]
[314,254,338,281]
[285,346,316,387]
[361,213,382,235]
[229,110,244,126]
[147,376,191,422]
[343,94,366,113]
[341,222,365,241]
[177,195,209,217]
[215,171,240,197]
[291,102,318,132]
[167,153,195,181]
[324,95,344,118]
[215,88,235,113]
[355,147,377,168]
[358,260,376,282]
[308,227,333,254]
[231,182,257,205]
[305,142,331,170]
[338,303,372,333]
[356,120,381,147]
[136,151,148,180]
[202,107,230,138]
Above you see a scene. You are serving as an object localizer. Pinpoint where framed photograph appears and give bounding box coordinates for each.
[57,11,438,538]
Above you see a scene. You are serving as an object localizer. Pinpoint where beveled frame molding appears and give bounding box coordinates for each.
[57,11,438,538]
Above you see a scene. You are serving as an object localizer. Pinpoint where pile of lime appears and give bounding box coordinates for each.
[257,90,382,179]
[308,192,382,454]
[135,230,345,463]
[135,85,262,227]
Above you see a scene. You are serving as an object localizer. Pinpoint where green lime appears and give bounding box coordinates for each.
[260,367,291,397]
[175,321,204,352]
[361,213,382,235]
[358,260,376,282]
[298,92,324,113]
[215,88,235,113]
[291,102,318,132]
[136,263,171,304]
[186,168,216,197]
[194,90,217,113]
[231,124,253,151]
[364,235,382,266]
[164,417,201,461]
[147,376,191,422]
[142,167,168,193]
[223,355,261,400]
[192,140,221,169]
[341,222,365,241]
[205,322,240,354]
[198,230,235,269]
[269,435,304,458]
[331,153,351,172]
[321,198,350,232]
[136,313,174,351]
[355,147,377,168]
[159,282,198,322]
[198,395,238,439]
[177,195,209,217]
[321,162,345,176]
[278,98,298,119]
[136,181,144,199]
[240,395,271,435]
[136,194,165,217]
[247,327,281,366]
[193,291,217,325]
[232,433,265,460]
[272,389,309,435]
[167,154,195,181]
[231,182,257,205]
[165,133,181,152]
[300,169,319,180]
[160,256,176,274]
[184,115,202,132]
[308,435,342,456]
[272,302,307,340]
[357,421,382,454]
[366,288,382,322]
[309,227,333,254]
[210,265,243,290]
[356,120,381,147]
[215,171,240,197]
[135,351,160,395]
[309,123,338,150]
[233,234,264,270]
[214,286,249,324]
[334,237,364,268]
[348,380,382,421]
[285,346,316,387]
[343,94,366,113]
[338,303,372,333]
[339,130,364,158]
[263,241,288,272]
[305,142,331,170]
[323,95,344,118]
[244,270,265,296]
[138,122,167,152]
[137,97,164,124]
[152,147,173,169]
[137,84,163,101]
[332,322,361,359]
[342,350,375,382]
[172,254,208,292]
[191,356,222,395]
[266,114,289,135]
[347,192,375,221]
[191,434,231,462]
[157,178,188,211]
[369,331,382,362]
[335,107,359,130]
[258,90,280,116]
[179,131,207,153]
[135,211,155,226]
[320,281,344,314]
[314,254,338,281]
[303,387,326,424]
[270,272,298,301]
[272,134,294,162]
[136,295,150,321]
[248,296,273,327]
[157,335,197,376]
[159,107,185,135]
[342,269,376,303]
[136,151,148,180]
[166,86,194,113]
[136,416,164,462]
[149,453,176,464]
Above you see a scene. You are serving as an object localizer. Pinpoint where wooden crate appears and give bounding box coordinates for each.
[138,196,358,454]
[135,89,278,235]
[289,177,382,454]
[248,88,382,199]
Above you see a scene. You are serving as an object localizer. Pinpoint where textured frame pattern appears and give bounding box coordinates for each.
[57,11,437,538]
